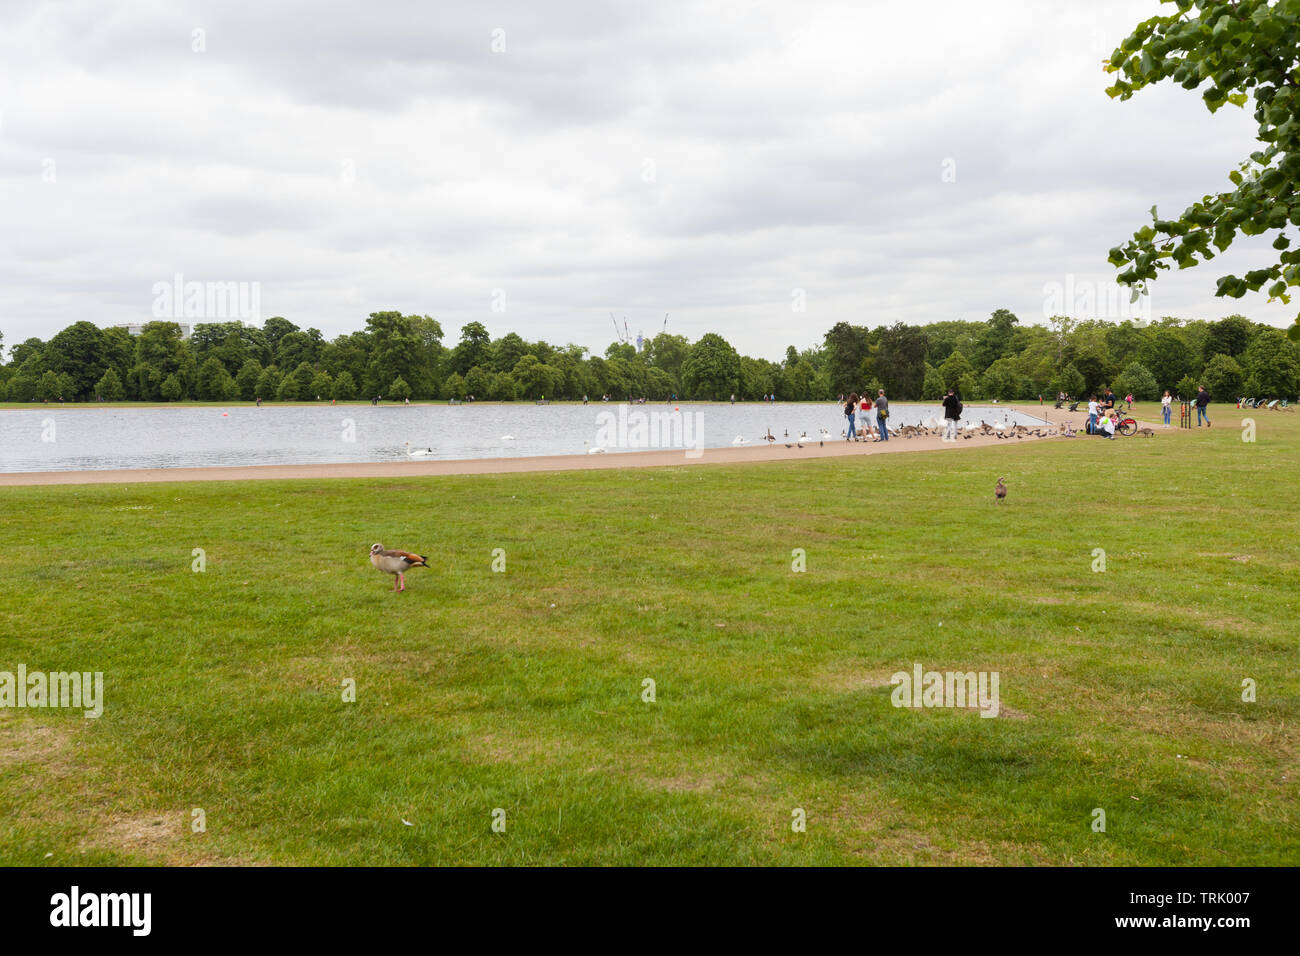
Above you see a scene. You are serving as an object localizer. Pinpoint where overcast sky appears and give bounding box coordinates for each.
[0,0,1293,361]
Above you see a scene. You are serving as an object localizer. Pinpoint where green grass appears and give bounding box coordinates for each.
[1,401,1296,865]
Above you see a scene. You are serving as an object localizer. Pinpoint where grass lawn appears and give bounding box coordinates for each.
[1,401,1296,865]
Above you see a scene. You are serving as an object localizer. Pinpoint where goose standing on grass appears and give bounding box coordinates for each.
[404,441,434,458]
[995,477,1007,503]
[370,543,428,592]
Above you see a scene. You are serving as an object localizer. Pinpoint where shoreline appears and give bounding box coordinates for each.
[0,405,1168,487]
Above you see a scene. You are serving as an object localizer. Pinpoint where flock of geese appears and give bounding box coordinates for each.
[731,418,1064,448]
[406,417,1069,458]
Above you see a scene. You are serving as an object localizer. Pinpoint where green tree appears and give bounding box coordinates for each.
[448,321,492,376]
[972,309,1019,371]
[36,370,61,401]
[1050,364,1086,399]
[45,321,107,399]
[488,371,517,401]
[95,367,126,402]
[439,372,465,401]
[331,370,357,400]
[255,366,282,401]
[512,354,563,399]
[463,366,492,399]
[875,322,929,399]
[1199,353,1245,400]
[1112,361,1160,401]
[1241,328,1300,396]
[1105,1,1300,342]
[1141,329,1196,391]
[822,322,871,396]
[135,322,195,400]
[681,333,741,400]
[494,332,530,373]
[262,317,300,355]
[387,375,412,401]
[235,359,264,401]
[309,371,333,400]
[980,358,1021,401]
[159,373,183,402]
[779,360,814,401]
[278,362,315,401]
[8,373,37,402]
[938,350,975,390]
[921,364,946,400]
[1202,315,1255,361]
[196,357,234,401]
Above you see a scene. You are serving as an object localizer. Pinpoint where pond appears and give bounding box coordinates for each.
[0,402,1051,472]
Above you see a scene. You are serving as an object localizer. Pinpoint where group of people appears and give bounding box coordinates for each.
[842,389,892,442]
[1085,389,1125,438]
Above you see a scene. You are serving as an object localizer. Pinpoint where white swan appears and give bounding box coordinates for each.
[584,440,607,454]
[404,441,434,458]
[501,435,515,441]
[732,435,750,445]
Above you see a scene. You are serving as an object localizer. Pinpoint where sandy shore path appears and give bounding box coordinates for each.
[1,404,1130,487]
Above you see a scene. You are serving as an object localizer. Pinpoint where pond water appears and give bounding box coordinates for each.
[0,402,1051,472]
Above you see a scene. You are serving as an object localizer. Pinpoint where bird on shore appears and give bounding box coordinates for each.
[370,543,428,592]
[995,477,1007,503]
[765,428,776,444]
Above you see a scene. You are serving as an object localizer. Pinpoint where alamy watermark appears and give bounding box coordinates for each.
[890,662,1000,718]
[1,665,103,718]
[593,404,705,458]
[151,273,261,322]
[1043,274,1151,324]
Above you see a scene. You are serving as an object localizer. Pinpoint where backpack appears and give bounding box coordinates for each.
[954,400,963,417]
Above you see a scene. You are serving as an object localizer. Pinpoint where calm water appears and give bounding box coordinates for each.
[0,402,1051,472]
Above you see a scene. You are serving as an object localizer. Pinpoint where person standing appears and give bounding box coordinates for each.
[1087,395,1099,434]
[875,389,890,441]
[942,388,961,441]
[1161,390,1172,426]
[1195,385,1211,427]
[844,392,858,441]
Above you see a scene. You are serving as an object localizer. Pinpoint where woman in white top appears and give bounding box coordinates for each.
[1161,390,1172,426]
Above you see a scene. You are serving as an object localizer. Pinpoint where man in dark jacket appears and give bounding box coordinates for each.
[941,389,962,442]
[1195,385,1211,427]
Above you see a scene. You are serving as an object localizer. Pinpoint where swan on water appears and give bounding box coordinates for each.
[404,441,434,458]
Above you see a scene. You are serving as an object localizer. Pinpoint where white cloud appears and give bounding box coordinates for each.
[0,0,1294,360]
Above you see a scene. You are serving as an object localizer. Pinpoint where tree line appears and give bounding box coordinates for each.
[2,309,1298,405]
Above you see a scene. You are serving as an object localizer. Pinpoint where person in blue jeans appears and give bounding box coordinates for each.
[874,389,890,441]
[1195,385,1211,427]
[843,392,858,441]
[1161,390,1171,426]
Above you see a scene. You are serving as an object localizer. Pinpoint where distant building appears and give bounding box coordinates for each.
[116,322,191,339]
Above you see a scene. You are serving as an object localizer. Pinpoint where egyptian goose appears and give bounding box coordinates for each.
[370,543,428,591]
[995,477,1007,503]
